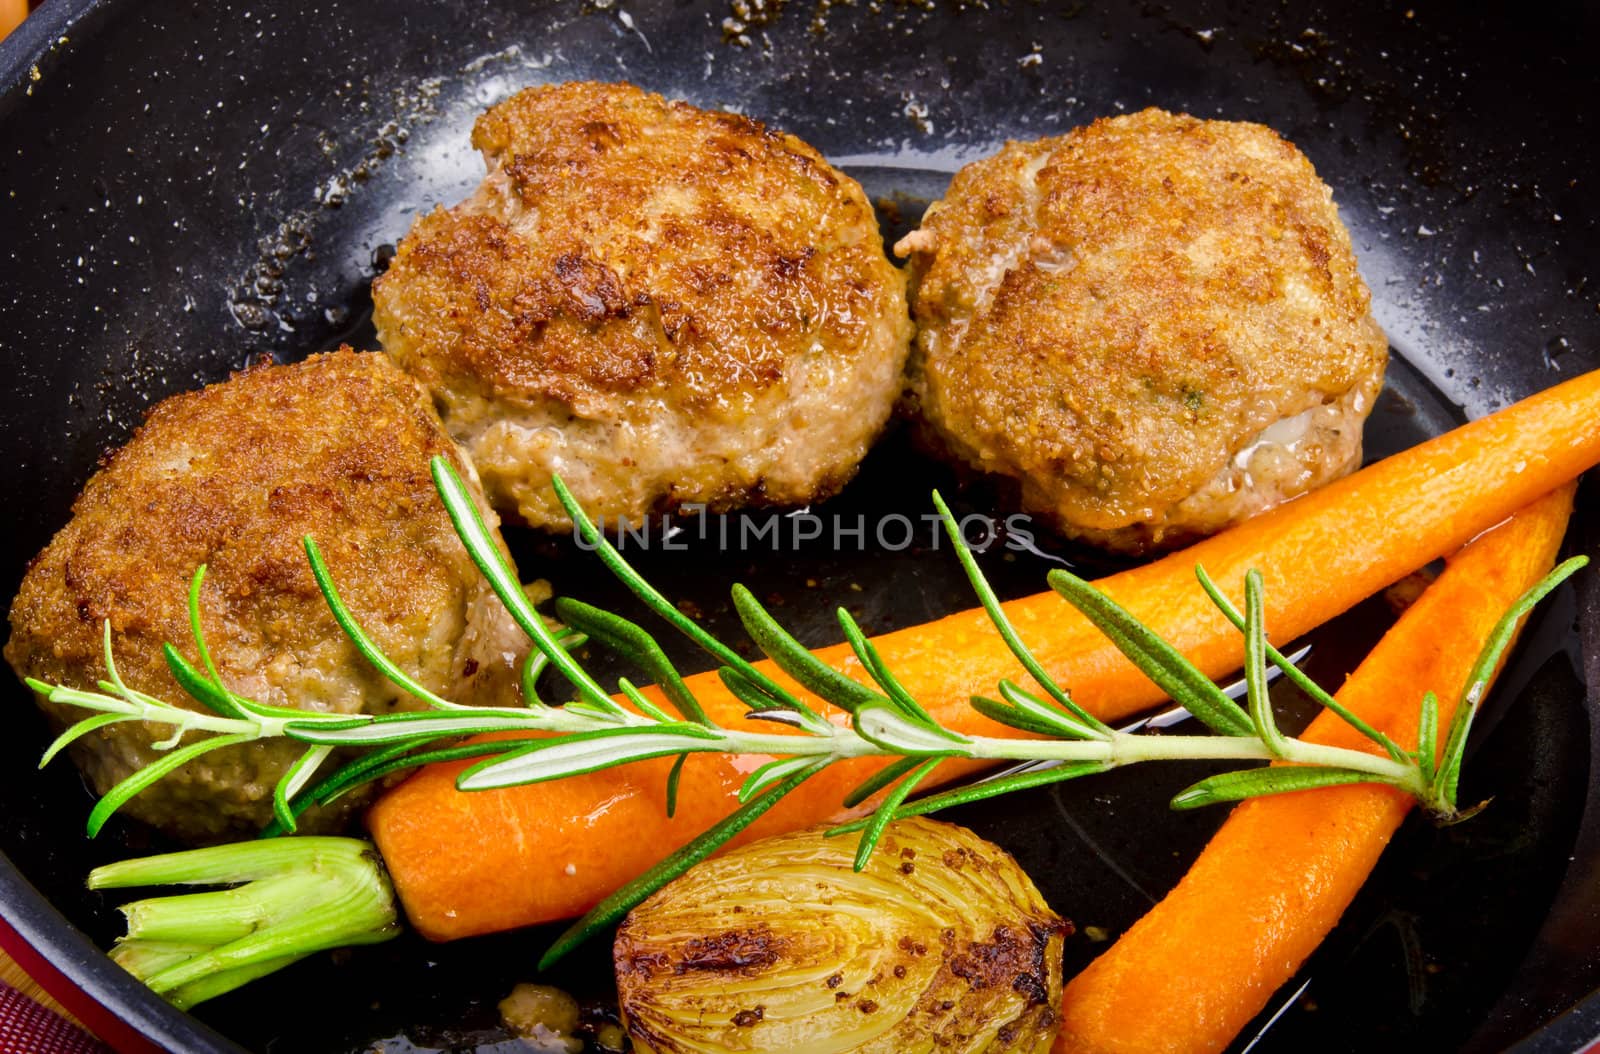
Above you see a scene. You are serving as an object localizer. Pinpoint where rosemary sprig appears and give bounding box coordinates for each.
[31,456,1586,973]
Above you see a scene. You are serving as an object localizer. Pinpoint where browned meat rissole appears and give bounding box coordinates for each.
[373,80,913,529]
[5,350,525,841]
[899,108,1389,553]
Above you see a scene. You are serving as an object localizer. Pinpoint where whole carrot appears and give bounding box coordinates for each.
[1053,482,1577,1054]
[369,370,1600,940]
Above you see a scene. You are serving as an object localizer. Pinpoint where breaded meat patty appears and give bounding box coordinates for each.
[373,81,912,528]
[6,351,526,841]
[898,108,1388,553]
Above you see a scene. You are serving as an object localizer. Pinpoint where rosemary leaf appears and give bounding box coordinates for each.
[1170,765,1383,811]
[995,680,1105,740]
[561,701,631,724]
[1431,556,1588,808]
[716,665,792,714]
[840,756,924,809]
[1243,571,1289,758]
[258,740,522,837]
[852,757,942,871]
[105,683,186,714]
[969,695,1072,738]
[100,622,144,713]
[1048,568,1253,737]
[554,598,710,726]
[270,745,334,835]
[613,678,671,724]
[431,458,616,714]
[853,702,971,756]
[836,608,938,728]
[161,645,304,722]
[317,742,519,805]
[1194,565,1408,764]
[539,760,828,969]
[519,635,582,711]
[665,754,687,819]
[88,733,258,838]
[731,584,879,716]
[304,537,458,710]
[456,725,722,790]
[741,709,817,729]
[1416,690,1439,786]
[932,491,1111,735]
[161,645,248,721]
[739,755,821,802]
[283,711,540,745]
[39,714,139,770]
[185,566,242,715]
[28,681,139,718]
[550,473,806,713]
[829,761,1110,835]
[178,571,304,722]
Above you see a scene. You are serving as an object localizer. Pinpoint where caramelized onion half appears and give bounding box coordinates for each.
[614,817,1069,1053]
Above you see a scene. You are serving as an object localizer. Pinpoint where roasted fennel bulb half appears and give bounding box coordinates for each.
[614,817,1068,1054]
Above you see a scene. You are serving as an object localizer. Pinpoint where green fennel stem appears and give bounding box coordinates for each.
[90,838,399,1008]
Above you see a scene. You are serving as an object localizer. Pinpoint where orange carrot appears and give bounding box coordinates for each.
[1054,482,1577,1054]
[369,369,1600,940]
[0,0,27,42]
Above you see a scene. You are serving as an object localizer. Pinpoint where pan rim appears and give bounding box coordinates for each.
[0,2,1597,1051]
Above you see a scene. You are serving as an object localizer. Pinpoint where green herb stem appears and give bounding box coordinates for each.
[42,460,1586,982]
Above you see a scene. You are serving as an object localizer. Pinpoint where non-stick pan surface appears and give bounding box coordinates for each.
[2,2,1598,1051]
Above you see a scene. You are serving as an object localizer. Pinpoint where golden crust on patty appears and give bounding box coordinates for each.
[5,350,525,840]
[374,81,912,526]
[899,108,1388,553]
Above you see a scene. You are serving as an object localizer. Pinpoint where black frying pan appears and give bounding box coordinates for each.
[1,2,1597,1051]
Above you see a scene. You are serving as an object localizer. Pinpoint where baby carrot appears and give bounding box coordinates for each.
[369,370,1600,940]
[1053,482,1577,1054]
[0,0,26,41]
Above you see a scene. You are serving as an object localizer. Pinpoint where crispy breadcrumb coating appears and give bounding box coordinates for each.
[899,108,1388,553]
[374,81,912,527]
[6,350,525,840]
